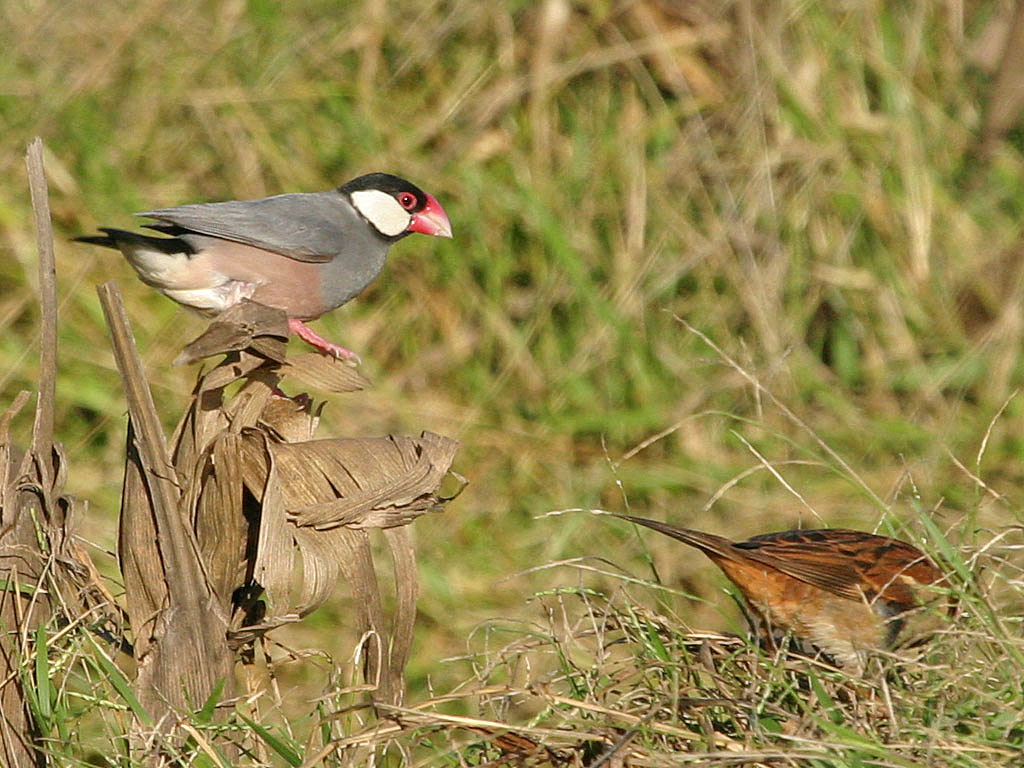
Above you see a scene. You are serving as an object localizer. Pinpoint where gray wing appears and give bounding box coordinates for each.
[138,191,365,264]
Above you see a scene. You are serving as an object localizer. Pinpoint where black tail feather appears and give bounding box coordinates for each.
[72,230,119,248]
[73,227,194,254]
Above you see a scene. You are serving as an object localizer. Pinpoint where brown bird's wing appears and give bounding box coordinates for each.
[738,529,940,606]
[615,515,853,594]
[616,516,940,607]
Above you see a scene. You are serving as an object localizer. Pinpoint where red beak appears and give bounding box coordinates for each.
[408,194,452,238]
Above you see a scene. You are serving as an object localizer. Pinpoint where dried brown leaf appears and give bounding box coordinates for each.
[331,526,392,701]
[101,283,235,725]
[0,391,30,526]
[290,525,345,617]
[171,386,229,476]
[282,353,370,393]
[381,525,417,704]
[258,394,321,443]
[191,433,248,604]
[104,284,462,717]
[175,300,288,365]
[233,425,460,706]
[239,432,459,530]
[251,445,295,612]
[118,423,167,656]
[223,375,276,433]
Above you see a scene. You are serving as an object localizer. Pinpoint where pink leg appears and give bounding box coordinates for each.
[287,318,361,363]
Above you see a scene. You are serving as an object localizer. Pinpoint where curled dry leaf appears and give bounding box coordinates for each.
[106,290,464,712]
[240,431,462,530]
[174,300,289,366]
[222,424,461,707]
[282,352,371,393]
[233,429,461,615]
[178,299,371,395]
[122,297,464,708]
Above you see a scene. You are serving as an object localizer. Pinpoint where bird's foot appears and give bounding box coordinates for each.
[287,318,362,364]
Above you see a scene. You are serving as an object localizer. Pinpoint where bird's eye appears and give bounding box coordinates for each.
[398,193,417,210]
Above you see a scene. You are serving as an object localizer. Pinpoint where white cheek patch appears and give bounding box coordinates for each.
[350,189,411,237]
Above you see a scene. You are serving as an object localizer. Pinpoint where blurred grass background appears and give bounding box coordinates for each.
[3,0,1024,734]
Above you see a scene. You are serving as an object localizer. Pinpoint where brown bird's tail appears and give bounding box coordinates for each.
[614,514,739,561]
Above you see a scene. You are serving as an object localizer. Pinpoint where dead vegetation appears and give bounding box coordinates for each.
[0,140,114,768]
[1,141,463,764]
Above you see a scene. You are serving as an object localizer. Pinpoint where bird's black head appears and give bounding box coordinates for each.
[340,173,452,241]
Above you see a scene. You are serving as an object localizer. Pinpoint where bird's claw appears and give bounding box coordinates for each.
[287,317,361,364]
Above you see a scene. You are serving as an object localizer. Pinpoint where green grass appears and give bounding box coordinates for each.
[3,0,1024,763]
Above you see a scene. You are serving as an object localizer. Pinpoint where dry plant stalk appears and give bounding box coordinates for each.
[98,293,462,746]
[0,139,97,768]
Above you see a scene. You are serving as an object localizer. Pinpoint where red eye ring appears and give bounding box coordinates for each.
[398,192,417,210]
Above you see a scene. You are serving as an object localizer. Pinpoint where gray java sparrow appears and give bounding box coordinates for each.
[77,173,452,361]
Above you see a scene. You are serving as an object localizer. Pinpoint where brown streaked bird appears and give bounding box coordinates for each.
[615,514,945,672]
